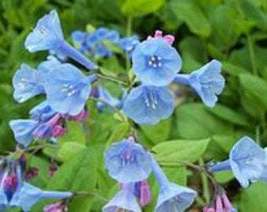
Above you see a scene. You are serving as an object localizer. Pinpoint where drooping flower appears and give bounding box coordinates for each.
[151,155,197,212]
[208,136,266,188]
[174,60,225,107]
[104,137,152,183]
[9,119,39,147]
[43,63,96,116]
[203,187,236,212]
[122,85,174,125]
[132,37,182,86]
[44,200,68,212]
[102,183,141,212]
[133,180,151,207]
[25,10,97,70]
[0,159,72,212]
[12,64,45,103]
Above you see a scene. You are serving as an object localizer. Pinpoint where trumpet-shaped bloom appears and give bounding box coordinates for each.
[132,38,182,86]
[9,120,38,147]
[0,159,72,212]
[151,156,197,212]
[122,85,174,125]
[25,10,97,70]
[104,138,152,183]
[102,183,141,212]
[25,10,64,52]
[174,60,225,107]
[43,63,96,115]
[209,136,266,188]
[12,64,45,103]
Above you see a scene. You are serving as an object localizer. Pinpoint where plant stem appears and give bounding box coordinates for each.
[96,73,127,86]
[199,158,210,204]
[247,33,257,75]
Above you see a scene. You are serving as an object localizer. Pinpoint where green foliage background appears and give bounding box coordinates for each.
[1,0,267,211]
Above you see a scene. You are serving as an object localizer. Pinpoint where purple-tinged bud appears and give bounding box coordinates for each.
[2,173,19,201]
[134,180,151,207]
[52,125,66,137]
[147,30,175,45]
[43,201,68,212]
[203,207,216,212]
[25,167,39,181]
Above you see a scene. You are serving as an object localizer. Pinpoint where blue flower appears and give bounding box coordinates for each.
[29,101,56,122]
[122,85,174,125]
[132,38,182,86]
[174,60,225,107]
[102,183,141,212]
[151,156,197,212]
[0,159,72,212]
[25,10,64,52]
[118,36,140,54]
[25,10,97,70]
[209,136,266,188]
[12,64,45,103]
[43,63,96,115]
[9,120,38,147]
[104,138,152,183]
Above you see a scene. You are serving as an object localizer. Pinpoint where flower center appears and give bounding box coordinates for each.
[148,56,162,68]
[61,83,77,97]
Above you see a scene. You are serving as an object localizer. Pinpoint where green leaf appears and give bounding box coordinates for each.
[106,122,130,147]
[121,0,165,17]
[152,138,210,164]
[57,142,87,162]
[240,182,267,211]
[59,122,86,144]
[239,73,267,110]
[207,104,249,127]
[170,0,211,37]
[175,103,233,139]
[140,118,171,144]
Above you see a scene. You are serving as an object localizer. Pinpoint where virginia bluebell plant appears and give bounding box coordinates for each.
[5,9,261,212]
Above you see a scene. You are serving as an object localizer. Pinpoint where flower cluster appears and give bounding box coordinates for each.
[103,137,197,211]
[72,27,140,57]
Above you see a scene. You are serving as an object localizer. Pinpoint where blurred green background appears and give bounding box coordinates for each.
[1,0,267,211]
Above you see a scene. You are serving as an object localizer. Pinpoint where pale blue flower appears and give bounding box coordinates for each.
[151,156,197,212]
[9,120,38,147]
[122,85,174,125]
[209,136,266,188]
[174,60,225,107]
[104,138,152,183]
[29,101,56,122]
[132,38,182,86]
[12,64,45,103]
[118,36,140,54]
[43,63,96,115]
[102,183,141,212]
[25,10,97,70]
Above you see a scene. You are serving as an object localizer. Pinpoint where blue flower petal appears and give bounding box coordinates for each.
[12,64,45,103]
[9,120,38,147]
[25,10,64,52]
[122,85,174,125]
[132,39,182,86]
[105,139,152,183]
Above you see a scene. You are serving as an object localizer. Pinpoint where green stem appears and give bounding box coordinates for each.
[199,158,210,204]
[96,73,127,86]
[126,16,132,36]
[256,125,260,145]
[247,33,257,75]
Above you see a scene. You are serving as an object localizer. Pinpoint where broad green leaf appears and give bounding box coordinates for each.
[240,182,267,212]
[152,138,210,164]
[163,166,187,186]
[58,142,87,162]
[121,0,165,17]
[170,0,211,37]
[214,171,234,184]
[239,74,267,110]
[59,122,86,144]
[207,104,249,127]
[106,122,130,147]
[140,118,171,144]
[175,103,233,139]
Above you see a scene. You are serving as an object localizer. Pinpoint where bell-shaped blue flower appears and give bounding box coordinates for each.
[12,64,45,103]
[102,183,141,212]
[104,137,152,183]
[0,159,72,212]
[174,60,225,107]
[209,136,266,188]
[132,38,182,86]
[43,63,96,115]
[151,156,197,212]
[9,120,38,147]
[122,85,174,125]
[29,101,56,122]
[25,10,97,70]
